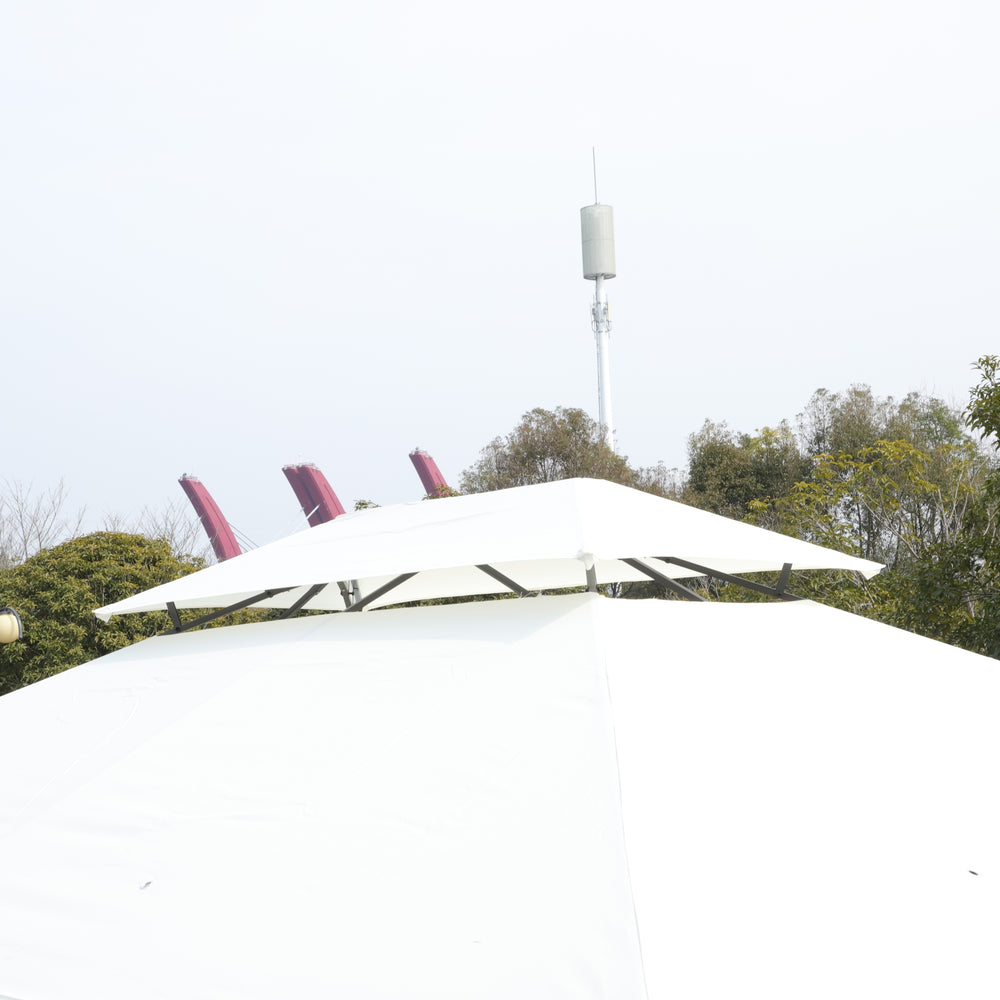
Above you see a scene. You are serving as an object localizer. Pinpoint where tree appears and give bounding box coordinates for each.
[460,407,641,493]
[747,437,995,618]
[104,499,211,563]
[0,479,86,570]
[0,532,204,694]
[684,421,807,520]
[798,385,966,459]
[763,440,986,565]
[675,384,1000,655]
[944,354,1000,656]
[746,388,1000,654]
[457,386,1000,652]
[0,478,211,570]
[460,406,678,599]
[966,355,1000,450]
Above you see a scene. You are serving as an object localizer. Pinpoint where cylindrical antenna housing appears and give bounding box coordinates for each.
[580,204,616,280]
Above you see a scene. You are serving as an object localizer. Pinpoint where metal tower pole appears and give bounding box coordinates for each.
[592,274,614,452]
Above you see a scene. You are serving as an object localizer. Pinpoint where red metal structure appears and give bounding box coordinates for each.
[178,476,242,562]
[409,448,451,497]
[282,464,347,526]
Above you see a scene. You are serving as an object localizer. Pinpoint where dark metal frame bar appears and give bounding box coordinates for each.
[346,573,418,612]
[163,587,296,634]
[337,580,355,608]
[161,573,417,633]
[621,558,708,602]
[165,602,182,631]
[654,556,801,601]
[476,564,531,597]
[278,583,328,620]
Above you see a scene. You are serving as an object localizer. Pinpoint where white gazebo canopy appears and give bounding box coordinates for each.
[1,595,998,998]
[2,475,998,998]
[96,478,882,621]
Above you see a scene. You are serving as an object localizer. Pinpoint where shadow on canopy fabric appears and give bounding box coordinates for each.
[0,594,997,998]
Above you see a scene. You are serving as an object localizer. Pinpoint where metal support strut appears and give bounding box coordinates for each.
[654,557,801,601]
[278,583,329,620]
[476,564,532,597]
[164,588,296,634]
[345,573,418,612]
[621,558,707,602]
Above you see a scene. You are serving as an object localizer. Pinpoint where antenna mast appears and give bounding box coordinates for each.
[580,154,616,452]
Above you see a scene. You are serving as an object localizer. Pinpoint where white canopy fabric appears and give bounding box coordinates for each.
[95,478,882,620]
[0,594,997,998]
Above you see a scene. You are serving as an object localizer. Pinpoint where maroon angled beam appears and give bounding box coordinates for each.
[297,463,346,523]
[282,465,318,526]
[409,448,451,497]
[282,463,346,526]
[178,475,242,562]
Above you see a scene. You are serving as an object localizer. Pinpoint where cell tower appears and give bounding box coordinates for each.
[580,165,617,452]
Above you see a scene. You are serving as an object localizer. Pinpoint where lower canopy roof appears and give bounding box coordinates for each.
[95,478,883,621]
[2,595,997,998]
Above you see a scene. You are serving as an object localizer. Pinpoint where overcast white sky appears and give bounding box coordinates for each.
[3,0,998,547]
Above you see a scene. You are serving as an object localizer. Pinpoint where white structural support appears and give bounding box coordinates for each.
[592,275,614,451]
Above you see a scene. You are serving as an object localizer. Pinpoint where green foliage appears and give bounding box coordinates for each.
[967,355,1000,450]
[422,485,463,500]
[762,440,985,565]
[0,532,204,694]
[750,435,1000,652]
[684,420,807,519]
[460,406,641,493]
[674,380,1000,657]
[798,385,965,459]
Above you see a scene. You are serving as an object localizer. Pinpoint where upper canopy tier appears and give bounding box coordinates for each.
[94,478,883,621]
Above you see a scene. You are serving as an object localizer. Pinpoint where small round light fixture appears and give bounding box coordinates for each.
[0,607,23,644]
